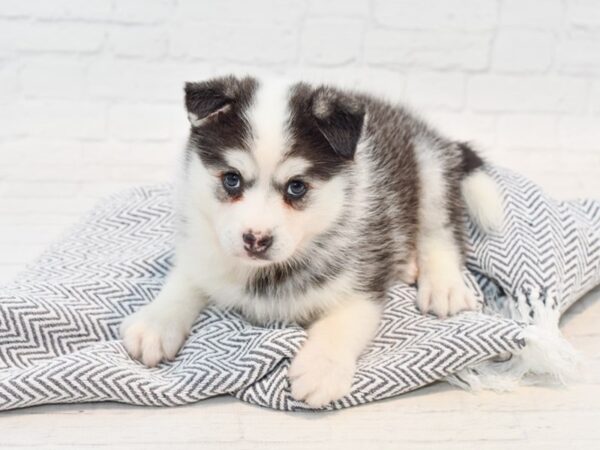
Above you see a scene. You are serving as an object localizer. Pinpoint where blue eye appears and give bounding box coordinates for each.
[222,172,242,193]
[286,180,308,199]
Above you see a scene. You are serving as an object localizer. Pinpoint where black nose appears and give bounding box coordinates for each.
[243,232,273,254]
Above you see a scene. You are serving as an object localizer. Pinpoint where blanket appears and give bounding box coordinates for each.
[1,167,599,411]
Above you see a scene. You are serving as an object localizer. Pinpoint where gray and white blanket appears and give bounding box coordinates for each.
[1,167,599,411]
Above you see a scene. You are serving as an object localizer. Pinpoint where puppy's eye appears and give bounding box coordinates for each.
[222,172,242,194]
[285,180,308,199]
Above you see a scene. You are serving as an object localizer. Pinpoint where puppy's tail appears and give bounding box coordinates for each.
[458,142,504,233]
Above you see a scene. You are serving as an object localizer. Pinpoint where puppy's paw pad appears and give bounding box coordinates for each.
[120,309,188,367]
[289,347,355,408]
[417,273,477,318]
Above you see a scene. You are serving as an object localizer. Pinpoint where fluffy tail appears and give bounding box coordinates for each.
[458,143,504,233]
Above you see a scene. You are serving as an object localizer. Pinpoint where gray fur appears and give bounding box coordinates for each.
[183,76,483,322]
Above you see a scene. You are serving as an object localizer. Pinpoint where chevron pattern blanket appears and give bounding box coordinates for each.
[1,168,599,411]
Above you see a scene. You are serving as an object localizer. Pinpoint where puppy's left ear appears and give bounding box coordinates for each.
[184,75,256,127]
[312,88,365,160]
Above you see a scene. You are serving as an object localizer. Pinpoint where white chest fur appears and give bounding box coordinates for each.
[176,206,350,325]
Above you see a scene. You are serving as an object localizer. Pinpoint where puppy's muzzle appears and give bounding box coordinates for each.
[242,231,273,257]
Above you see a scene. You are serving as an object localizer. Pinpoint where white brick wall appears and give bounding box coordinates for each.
[1,0,599,282]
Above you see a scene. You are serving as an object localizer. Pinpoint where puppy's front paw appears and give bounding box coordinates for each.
[289,342,356,408]
[417,270,477,318]
[120,305,189,367]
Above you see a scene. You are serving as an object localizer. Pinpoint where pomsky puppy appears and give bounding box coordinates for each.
[120,75,503,408]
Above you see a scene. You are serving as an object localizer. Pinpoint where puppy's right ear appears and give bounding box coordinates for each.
[311,87,365,160]
[184,75,256,127]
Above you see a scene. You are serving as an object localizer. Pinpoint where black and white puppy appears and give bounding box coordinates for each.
[120,75,503,407]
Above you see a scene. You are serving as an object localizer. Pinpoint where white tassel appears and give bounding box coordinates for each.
[447,287,584,391]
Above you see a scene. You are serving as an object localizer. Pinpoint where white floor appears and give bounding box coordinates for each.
[1,285,599,449]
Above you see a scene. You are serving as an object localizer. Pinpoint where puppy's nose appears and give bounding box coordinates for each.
[243,231,273,254]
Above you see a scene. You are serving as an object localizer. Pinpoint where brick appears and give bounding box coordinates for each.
[1,180,81,198]
[107,103,176,141]
[171,22,296,64]
[557,30,600,75]
[491,151,572,196]
[529,150,600,198]
[79,181,150,199]
[591,82,600,114]
[0,1,32,18]
[468,75,587,113]
[559,117,600,151]
[0,138,82,165]
[113,0,174,24]
[99,164,174,182]
[497,114,560,150]
[8,163,87,184]
[404,72,465,110]
[0,21,21,58]
[66,163,161,183]
[345,68,406,100]
[425,112,497,147]
[567,0,600,28]
[301,19,363,66]
[0,224,72,247]
[500,0,562,29]
[373,0,497,31]
[0,210,82,229]
[0,0,112,20]
[80,141,130,166]
[307,0,369,17]
[5,159,175,185]
[108,27,168,58]
[20,60,86,99]
[364,29,492,71]
[178,0,305,23]
[208,63,281,81]
[81,140,180,166]
[293,67,406,100]
[0,103,28,138]
[8,22,105,53]
[88,61,163,99]
[87,62,134,99]
[0,197,90,215]
[492,30,554,73]
[88,61,210,102]
[0,62,19,100]
[18,100,107,139]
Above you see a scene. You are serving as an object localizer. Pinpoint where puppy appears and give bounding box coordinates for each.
[120,75,503,408]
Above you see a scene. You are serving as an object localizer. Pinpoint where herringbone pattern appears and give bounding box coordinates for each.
[0,168,598,411]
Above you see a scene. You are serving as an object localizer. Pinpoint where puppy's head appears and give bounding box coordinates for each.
[184,75,365,266]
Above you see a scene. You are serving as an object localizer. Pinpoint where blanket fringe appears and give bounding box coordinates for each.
[446,288,584,391]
